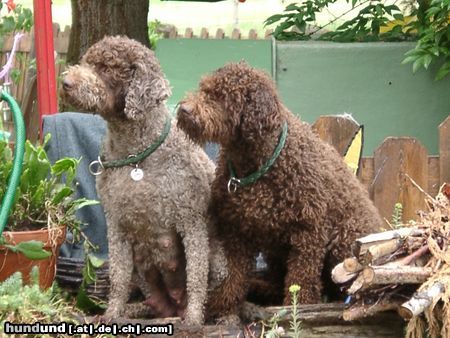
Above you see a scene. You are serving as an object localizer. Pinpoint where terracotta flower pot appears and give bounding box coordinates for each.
[0,226,66,289]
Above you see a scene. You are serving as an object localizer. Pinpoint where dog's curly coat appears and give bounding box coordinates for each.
[61,36,227,325]
[177,62,384,318]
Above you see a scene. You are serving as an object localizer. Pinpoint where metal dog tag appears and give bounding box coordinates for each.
[130,168,144,181]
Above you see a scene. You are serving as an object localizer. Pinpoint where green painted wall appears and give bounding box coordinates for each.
[155,39,273,106]
[276,41,450,155]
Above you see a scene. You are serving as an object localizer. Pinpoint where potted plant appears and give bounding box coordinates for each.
[0,134,97,289]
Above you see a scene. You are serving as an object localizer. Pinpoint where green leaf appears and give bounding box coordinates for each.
[435,62,450,80]
[23,140,51,188]
[423,54,433,69]
[51,186,73,205]
[412,57,424,73]
[51,158,79,177]
[72,198,100,211]
[3,16,16,32]
[426,6,442,17]
[88,254,105,269]
[264,14,285,26]
[296,18,307,33]
[402,55,418,65]
[76,284,106,313]
[30,181,46,209]
[6,240,52,260]
[375,4,383,17]
[285,3,302,11]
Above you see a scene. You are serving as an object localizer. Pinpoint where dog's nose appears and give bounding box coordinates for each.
[178,102,193,116]
[62,78,73,91]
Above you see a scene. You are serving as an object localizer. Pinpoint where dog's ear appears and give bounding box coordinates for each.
[124,59,171,120]
[239,76,280,138]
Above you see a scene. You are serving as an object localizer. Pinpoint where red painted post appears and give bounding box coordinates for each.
[33,0,58,135]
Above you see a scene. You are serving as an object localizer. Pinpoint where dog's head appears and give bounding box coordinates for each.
[61,36,171,121]
[177,62,282,145]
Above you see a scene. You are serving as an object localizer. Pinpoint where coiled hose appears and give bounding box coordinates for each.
[0,90,25,235]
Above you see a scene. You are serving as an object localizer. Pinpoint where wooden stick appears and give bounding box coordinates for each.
[343,300,401,321]
[386,245,429,267]
[332,262,358,284]
[352,228,423,257]
[362,265,432,285]
[362,238,403,265]
[398,282,445,319]
[343,257,363,273]
[347,274,365,295]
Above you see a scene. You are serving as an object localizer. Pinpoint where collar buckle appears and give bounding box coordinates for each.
[89,156,105,176]
[227,177,241,194]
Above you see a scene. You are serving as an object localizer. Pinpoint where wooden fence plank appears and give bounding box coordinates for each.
[360,157,375,198]
[215,28,225,39]
[248,29,258,39]
[373,137,428,223]
[184,28,193,38]
[428,155,440,198]
[231,28,241,39]
[54,24,70,54]
[439,115,450,186]
[200,28,209,39]
[312,115,360,156]
[168,26,178,39]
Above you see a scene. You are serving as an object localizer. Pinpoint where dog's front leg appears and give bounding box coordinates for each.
[207,237,254,322]
[180,218,210,326]
[104,219,133,318]
[284,228,328,304]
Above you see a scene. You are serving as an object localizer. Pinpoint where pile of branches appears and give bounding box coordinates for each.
[332,185,450,338]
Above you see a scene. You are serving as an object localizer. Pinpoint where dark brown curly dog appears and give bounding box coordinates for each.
[177,62,383,318]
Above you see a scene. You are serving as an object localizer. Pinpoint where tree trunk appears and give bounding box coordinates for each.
[67,0,150,65]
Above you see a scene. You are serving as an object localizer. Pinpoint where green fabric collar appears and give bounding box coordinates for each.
[89,115,172,175]
[227,121,288,193]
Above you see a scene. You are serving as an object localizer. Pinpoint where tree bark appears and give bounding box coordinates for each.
[67,0,150,65]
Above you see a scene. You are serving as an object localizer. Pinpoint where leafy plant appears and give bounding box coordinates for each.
[288,284,302,338]
[148,20,163,49]
[391,202,403,228]
[265,0,450,79]
[0,2,33,49]
[402,0,450,80]
[0,267,79,337]
[0,134,98,232]
[265,0,406,42]
[0,135,98,258]
[76,247,107,313]
[263,309,287,338]
[262,284,302,338]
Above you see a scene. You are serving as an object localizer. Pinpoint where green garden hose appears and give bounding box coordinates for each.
[0,90,26,235]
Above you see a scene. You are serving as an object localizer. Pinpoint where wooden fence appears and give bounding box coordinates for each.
[1,27,449,225]
[313,115,447,224]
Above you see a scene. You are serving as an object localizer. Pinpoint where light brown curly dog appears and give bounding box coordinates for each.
[61,36,227,325]
[177,62,383,318]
